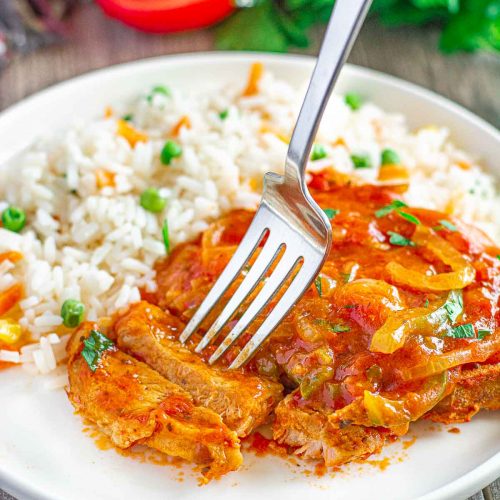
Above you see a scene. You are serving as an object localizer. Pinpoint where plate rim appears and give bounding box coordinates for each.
[0,51,498,500]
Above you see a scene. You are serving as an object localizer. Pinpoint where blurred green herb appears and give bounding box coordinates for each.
[215,0,500,54]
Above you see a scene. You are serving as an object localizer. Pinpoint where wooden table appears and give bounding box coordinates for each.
[0,4,498,500]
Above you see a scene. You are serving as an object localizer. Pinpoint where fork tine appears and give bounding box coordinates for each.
[208,249,301,364]
[229,259,319,369]
[195,236,284,353]
[179,211,268,344]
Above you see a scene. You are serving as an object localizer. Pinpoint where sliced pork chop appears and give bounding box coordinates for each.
[113,301,283,437]
[67,322,242,481]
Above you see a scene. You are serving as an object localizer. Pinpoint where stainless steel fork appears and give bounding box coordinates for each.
[180,0,373,368]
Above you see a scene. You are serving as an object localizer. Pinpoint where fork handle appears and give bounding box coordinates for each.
[285,0,372,184]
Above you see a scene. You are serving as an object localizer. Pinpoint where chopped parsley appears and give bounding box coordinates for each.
[381,148,401,165]
[311,144,327,161]
[81,330,114,372]
[442,289,463,323]
[122,114,133,122]
[219,109,229,120]
[345,93,362,111]
[375,199,421,225]
[323,208,339,219]
[351,154,372,169]
[424,298,429,308]
[162,219,170,254]
[478,329,492,340]
[314,275,322,296]
[448,323,475,339]
[387,231,415,247]
[436,219,458,232]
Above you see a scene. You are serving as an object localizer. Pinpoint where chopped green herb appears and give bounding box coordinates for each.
[351,154,372,169]
[375,199,420,225]
[160,140,182,165]
[375,199,407,218]
[345,93,362,111]
[398,211,421,225]
[60,299,85,328]
[438,219,458,232]
[387,231,415,247]
[122,114,133,122]
[442,289,463,323]
[424,298,429,308]
[1,206,26,233]
[497,255,500,261]
[314,275,322,296]
[477,329,492,340]
[448,323,475,339]
[381,148,401,165]
[323,208,339,219]
[311,144,327,161]
[146,85,170,103]
[344,304,356,309]
[81,330,114,372]
[219,109,229,120]
[140,188,166,213]
[162,219,170,254]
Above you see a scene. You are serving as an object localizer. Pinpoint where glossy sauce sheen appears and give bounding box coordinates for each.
[153,178,499,420]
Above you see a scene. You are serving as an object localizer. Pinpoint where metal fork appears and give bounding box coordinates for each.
[180,0,373,369]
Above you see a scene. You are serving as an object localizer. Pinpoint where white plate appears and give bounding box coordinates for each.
[0,53,498,500]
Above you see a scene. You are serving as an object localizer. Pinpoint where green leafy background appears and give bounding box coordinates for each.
[215,0,500,54]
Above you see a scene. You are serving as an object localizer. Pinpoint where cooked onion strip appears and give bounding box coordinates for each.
[386,225,475,291]
[400,330,500,380]
[370,290,462,354]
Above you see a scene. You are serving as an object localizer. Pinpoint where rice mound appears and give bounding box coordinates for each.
[0,67,498,378]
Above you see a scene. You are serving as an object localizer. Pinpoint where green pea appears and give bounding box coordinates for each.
[160,140,182,165]
[1,206,26,233]
[351,154,372,169]
[345,93,362,111]
[140,188,166,213]
[146,85,170,103]
[61,299,85,328]
[381,148,401,165]
[311,144,327,161]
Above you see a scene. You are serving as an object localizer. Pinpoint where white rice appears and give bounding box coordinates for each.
[0,65,498,384]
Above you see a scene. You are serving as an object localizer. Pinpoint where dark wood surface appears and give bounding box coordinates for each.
[0,3,498,499]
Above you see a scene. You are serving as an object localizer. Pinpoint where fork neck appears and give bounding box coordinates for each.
[284,0,372,184]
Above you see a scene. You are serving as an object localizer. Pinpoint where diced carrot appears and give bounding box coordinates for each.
[104,106,114,118]
[0,283,23,316]
[333,137,346,147]
[0,251,23,264]
[377,164,410,182]
[95,168,116,189]
[243,62,264,97]
[117,119,148,147]
[170,115,192,137]
[456,160,471,170]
